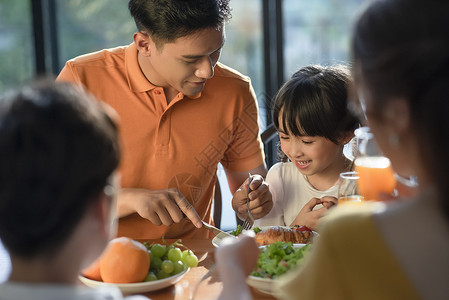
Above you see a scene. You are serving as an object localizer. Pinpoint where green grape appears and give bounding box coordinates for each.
[161,259,174,274]
[181,249,194,263]
[185,253,199,268]
[151,244,167,258]
[156,269,170,280]
[150,256,162,270]
[167,247,182,262]
[172,260,185,275]
[144,271,158,282]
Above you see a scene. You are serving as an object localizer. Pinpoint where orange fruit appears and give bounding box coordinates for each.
[99,237,150,283]
[82,257,102,281]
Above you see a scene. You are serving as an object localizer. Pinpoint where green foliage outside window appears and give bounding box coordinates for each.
[0,1,33,93]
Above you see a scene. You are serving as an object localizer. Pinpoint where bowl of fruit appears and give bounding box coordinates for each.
[79,237,199,294]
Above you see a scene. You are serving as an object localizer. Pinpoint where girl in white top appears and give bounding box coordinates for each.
[255,65,360,230]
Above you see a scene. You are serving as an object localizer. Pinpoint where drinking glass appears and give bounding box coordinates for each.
[353,127,397,201]
[338,171,364,204]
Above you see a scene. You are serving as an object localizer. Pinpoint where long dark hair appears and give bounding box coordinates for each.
[352,0,449,219]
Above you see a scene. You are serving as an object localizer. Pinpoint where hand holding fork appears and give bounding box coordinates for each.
[241,173,255,230]
[231,172,272,229]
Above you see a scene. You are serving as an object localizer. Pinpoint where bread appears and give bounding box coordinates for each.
[255,226,313,245]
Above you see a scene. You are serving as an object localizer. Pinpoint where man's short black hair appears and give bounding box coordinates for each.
[129,0,231,46]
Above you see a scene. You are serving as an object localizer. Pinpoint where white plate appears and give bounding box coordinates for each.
[212,231,236,247]
[246,275,277,295]
[78,267,189,294]
[212,226,317,247]
[246,243,307,295]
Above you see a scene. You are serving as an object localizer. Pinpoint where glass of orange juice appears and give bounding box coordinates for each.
[354,156,396,201]
[354,127,397,201]
[338,171,364,205]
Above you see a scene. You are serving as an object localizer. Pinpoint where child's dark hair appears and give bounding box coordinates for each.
[0,80,120,257]
[273,65,359,143]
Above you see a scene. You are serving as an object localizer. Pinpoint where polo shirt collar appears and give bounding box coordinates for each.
[125,42,155,93]
[124,42,202,99]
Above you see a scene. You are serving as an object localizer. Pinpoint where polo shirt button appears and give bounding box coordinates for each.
[154,90,161,95]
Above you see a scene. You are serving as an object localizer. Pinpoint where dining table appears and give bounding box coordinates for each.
[0,238,276,300]
[135,238,276,300]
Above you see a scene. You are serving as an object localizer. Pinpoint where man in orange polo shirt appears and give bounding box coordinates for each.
[57,0,272,239]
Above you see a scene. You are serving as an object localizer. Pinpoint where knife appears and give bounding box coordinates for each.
[201,220,236,240]
[180,200,235,239]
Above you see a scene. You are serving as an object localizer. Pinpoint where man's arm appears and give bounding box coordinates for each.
[226,163,273,220]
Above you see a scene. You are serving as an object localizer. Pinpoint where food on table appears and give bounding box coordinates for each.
[99,237,151,283]
[81,257,102,281]
[81,238,197,284]
[251,241,311,279]
[255,226,313,245]
[230,224,243,236]
[144,240,197,281]
[229,224,261,236]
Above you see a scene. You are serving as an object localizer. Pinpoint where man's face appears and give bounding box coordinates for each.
[142,26,225,97]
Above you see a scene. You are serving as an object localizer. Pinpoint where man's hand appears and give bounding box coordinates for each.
[117,188,202,228]
[289,196,337,231]
[231,174,273,220]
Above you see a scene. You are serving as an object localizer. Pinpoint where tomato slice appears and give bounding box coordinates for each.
[294,225,312,232]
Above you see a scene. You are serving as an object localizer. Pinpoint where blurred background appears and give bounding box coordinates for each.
[0,0,369,230]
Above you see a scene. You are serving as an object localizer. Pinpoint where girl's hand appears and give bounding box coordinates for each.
[289,196,336,231]
[232,174,273,220]
[320,196,337,208]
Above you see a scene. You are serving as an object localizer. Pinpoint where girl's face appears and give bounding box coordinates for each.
[278,117,344,178]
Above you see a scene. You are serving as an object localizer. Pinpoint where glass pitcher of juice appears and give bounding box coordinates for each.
[353,127,397,201]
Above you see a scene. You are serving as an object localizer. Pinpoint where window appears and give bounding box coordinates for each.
[220,0,264,119]
[56,0,135,68]
[0,1,33,93]
[283,0,369,77]
[207,0,265,230]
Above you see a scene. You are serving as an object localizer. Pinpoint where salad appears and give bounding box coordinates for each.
[229,224,261,236]
[251,241,311,279]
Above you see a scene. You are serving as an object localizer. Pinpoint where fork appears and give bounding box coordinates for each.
[241,173,255,230]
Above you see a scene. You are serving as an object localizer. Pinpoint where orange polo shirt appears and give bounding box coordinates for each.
[57,43,264,239]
